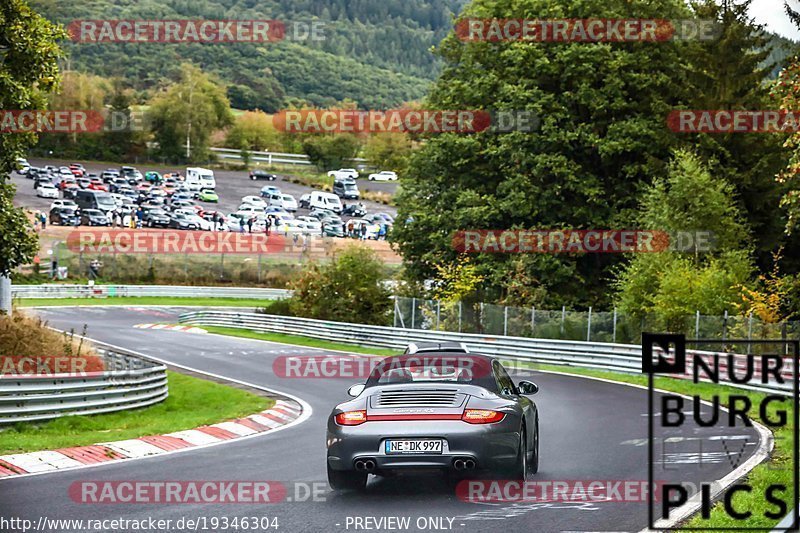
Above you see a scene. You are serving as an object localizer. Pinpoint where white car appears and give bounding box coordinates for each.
[184,213,212,231]
[276,219,306,234]
[237,203,264,215]
[297,216,322,233]
[279,194,298,212]
[16,158,30,175]
[58,166,73,178]
[36,183,59,199]
[241,195,267,208]
[51,199,77,210]
[327,168,359,180]
[368,170,398,181]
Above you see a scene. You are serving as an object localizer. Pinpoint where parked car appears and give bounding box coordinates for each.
[25,166,41,179]
[333,179,360,200]
[327,168,359,180]
[249,169,278,181]
[69,163,85,177]
[308,191,342,213]
[260,185,281,198]
[342,203,367,217]
[368,170,398,181]
[15,158,30,175]
[298,193,311,209]
[36,183,59,199]
[278,194,298,212]
[80,209,110,226]
[297,216,322,233]
[144,171,163,184]
[168,212,200,230]
[322,223,345,238]
[198,189,219,203]
[51,199,78,210]
[88,178,108,191]
[241,195,267,208]
[49,206,81,226]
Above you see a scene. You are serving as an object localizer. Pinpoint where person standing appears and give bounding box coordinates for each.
[247,216,254,233]
[40,211,46,230]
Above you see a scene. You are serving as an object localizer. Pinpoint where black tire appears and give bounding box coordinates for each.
[506,427,529,481]
[530,416,539,475]
[327,464,367,491]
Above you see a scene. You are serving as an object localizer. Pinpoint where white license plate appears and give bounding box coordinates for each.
[385,439,443,454]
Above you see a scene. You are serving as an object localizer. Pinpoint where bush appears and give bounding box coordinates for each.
[256,299,292,316]
[286,245,391,325]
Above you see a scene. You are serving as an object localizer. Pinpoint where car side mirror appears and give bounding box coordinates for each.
[517,381,539,395]
[347,384,365,397]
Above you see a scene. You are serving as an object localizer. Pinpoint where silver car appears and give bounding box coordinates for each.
[326,349,539,490]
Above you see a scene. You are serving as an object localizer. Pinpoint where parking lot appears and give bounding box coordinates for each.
[11,158,398,229]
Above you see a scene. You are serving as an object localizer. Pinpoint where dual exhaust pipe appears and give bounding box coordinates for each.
[453,458,476,471]
[354,458,376,471]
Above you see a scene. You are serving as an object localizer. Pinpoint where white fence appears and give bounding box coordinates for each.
[210,147,367,167]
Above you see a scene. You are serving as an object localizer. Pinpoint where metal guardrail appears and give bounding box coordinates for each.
[11,284,292,300]
[178,311,795,396]
[0,345,168,424]
[210,147,367,167]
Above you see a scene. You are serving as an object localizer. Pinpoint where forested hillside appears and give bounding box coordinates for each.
[29,0,466,110]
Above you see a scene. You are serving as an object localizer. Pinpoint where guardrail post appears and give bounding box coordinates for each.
[747,312,753,353]
[257,254,262,283]
[531,307,535,337]
[722,310,728,341]
[561,305,566,336]
[458,300,462,332]
[220,254,225,279]
[393,298,398,328]
[587,306,592,341]
[411,297,416,330]
[695,310,700,338]
[503,306,508,336]
[612,307,617,343]
[436,300,441,330]
[480,302,484,334]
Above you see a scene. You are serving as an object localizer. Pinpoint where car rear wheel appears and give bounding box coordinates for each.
[506,428,529,481]
[327,464,367,491]
[530,416,539,474]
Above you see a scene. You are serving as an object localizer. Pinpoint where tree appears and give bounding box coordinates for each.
[225,111,283,152]
[614,150,754,330]
[302,133,362,170]
[391,0,696,308]
[287,246,392,325]
[363,133,414,173]
[0,0,66,315]
[148,63,233,162]
[682,0,789,263]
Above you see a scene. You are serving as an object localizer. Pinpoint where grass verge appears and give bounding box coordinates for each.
[513,362,794,531]
[202,325,398,357]
[0,370,272,455]
[16,297,273,308]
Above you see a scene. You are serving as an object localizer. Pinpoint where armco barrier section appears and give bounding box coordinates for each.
[0,347,168,424]
[178,311,795,396]
[11,284,292,300]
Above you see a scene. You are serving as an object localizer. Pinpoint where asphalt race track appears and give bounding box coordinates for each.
[0,306,764,533]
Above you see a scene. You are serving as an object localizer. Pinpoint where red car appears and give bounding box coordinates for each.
[59,177,77,190]
[69,164,85,177]
[88,178,108,192]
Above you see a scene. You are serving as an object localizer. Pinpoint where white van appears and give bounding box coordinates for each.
[309,191,342,213]
[185,167,216,191]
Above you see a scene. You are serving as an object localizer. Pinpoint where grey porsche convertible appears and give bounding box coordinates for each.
[326,345,540,490]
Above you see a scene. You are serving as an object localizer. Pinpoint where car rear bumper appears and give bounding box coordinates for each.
[327,419,520,473]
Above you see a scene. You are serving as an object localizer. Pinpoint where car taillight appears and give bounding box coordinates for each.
[461,409,505,424]
[335,410,367,426]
